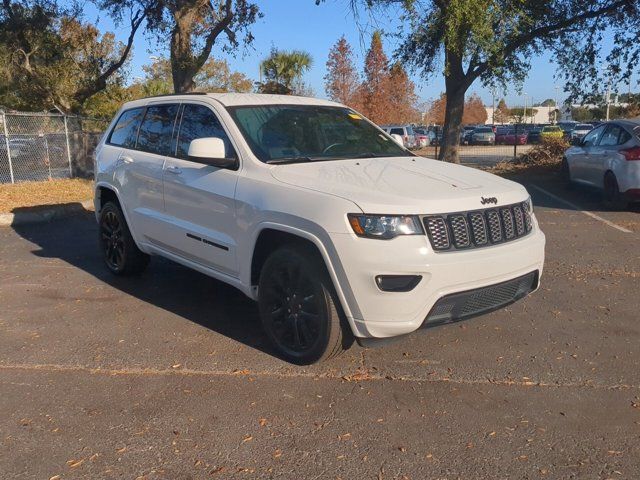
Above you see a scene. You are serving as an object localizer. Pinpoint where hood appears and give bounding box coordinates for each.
[270,156,529,214]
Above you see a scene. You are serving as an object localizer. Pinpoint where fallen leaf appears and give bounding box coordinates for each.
[66,458,84,468]
[259,418,267,427]
[242,435,253,443]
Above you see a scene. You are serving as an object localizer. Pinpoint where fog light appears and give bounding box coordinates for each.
[375,275,422,292]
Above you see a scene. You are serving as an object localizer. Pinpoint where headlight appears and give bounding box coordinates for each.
[348,214,424,239]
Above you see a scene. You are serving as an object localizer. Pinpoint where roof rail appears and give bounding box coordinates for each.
[143,92,209,99]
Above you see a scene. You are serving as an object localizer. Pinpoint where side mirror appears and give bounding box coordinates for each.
[188,137,238,169]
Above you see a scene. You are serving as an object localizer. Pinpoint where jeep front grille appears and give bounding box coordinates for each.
[424,201,533,252]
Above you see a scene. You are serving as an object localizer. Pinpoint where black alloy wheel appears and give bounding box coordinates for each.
[98,201,149,276]
[258,246,351,364]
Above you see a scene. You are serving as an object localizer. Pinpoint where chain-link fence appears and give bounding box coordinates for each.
[418,124,536,167]
[0,111,108,184]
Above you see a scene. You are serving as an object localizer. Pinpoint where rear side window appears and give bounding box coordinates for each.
[176,104,233,160]
[108,108,144,147]
[137,104,179,155]
[389,128,404,136]
[599,125,623,146]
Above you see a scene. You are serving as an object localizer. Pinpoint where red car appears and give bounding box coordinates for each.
[503,129,528,145]
[495,126,510,144]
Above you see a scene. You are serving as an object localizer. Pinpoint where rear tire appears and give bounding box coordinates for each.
[99,201,149,276]
[603,172,628,211]
[258,245,353,364]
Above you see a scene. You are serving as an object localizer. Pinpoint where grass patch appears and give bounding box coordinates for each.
[0,178,93,214]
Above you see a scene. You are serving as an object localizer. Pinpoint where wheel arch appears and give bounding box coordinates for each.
[94,182,144,250]
[248,224,358,331]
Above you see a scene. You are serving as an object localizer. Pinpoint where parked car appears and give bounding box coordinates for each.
[503,128,528,145]
[563,119,640,209]
[540,125,564,141]
[382,125,418,149]
[461,125,477,144]
[413,128,430,148]
[557,121,578,139]
[527,127,543,144]
[470,126,496,145]
[569,123,593,141]
[94,93,545,364]
[495,126,510,144]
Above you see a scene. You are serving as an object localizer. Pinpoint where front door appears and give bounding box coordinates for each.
[161,102,240,276]
[571,124,605,185]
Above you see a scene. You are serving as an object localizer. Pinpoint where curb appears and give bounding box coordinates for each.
[0,200,94,227]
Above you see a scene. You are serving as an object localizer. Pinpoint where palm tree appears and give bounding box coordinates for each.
[259,49,313,94]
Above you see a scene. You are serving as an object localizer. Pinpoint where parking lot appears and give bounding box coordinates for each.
[1,174,639,479]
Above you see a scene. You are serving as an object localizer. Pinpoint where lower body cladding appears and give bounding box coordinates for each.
[328,227,546,340]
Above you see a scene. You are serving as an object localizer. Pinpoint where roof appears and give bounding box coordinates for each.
[122,92,343,109]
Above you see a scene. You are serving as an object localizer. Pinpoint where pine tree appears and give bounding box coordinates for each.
[361,31,389,123]
[324,36,359,106]
[494,99,510,124]
[463,93,488,124]
[386,62,419,124]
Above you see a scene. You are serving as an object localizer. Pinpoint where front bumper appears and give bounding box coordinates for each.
[329,223,545,338]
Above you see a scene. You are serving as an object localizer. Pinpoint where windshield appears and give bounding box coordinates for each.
[475,127,493,133]
[226,104,409,163]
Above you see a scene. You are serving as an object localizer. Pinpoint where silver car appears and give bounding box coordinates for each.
[470,126,496,145]
[382,125,418,149]
[563,119,640,209]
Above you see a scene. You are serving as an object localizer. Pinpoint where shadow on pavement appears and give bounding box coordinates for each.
[11,209,277,359]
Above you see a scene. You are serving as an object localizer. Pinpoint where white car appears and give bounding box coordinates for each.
[563,120,640,209]
[94,93,546,364]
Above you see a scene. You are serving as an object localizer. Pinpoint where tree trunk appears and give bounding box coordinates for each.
[171,10,197,93]
[439,47,470,163]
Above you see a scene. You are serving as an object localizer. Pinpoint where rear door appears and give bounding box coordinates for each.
[589,124,628,188]
[161,102,240,276]
[110,104,179,243]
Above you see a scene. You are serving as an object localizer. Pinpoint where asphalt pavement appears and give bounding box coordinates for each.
[1,175,639,479]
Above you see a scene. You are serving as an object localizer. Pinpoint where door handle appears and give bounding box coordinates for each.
[121,155,134,164]
[165,165,182,175]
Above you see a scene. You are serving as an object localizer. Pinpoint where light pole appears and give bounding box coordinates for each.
[554,85,560,123]
[522,93,528,124]
[491,88,496,124]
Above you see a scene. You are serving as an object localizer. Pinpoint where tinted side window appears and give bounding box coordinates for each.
[389,128,403,136]
[137,104,179,155]
[108,108,144,147]
[598,125,622,147]
[177,104,233,159]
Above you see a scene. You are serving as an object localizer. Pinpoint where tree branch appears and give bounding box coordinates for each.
[195,0,235,69]
[74,7,146,104]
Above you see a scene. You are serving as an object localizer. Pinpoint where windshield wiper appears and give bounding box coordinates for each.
[266,156,313,165]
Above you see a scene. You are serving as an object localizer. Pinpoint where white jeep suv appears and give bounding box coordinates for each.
[94,93,546,364]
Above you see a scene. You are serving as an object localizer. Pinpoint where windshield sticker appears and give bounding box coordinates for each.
[348,113,363,120]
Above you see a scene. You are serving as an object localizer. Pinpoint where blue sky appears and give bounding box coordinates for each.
[83,0,617,108]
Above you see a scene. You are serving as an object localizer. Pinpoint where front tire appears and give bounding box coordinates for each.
[603,172,628,211]
[99,201,149,276]
[561,158,573,188]
[258,246,352,364]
